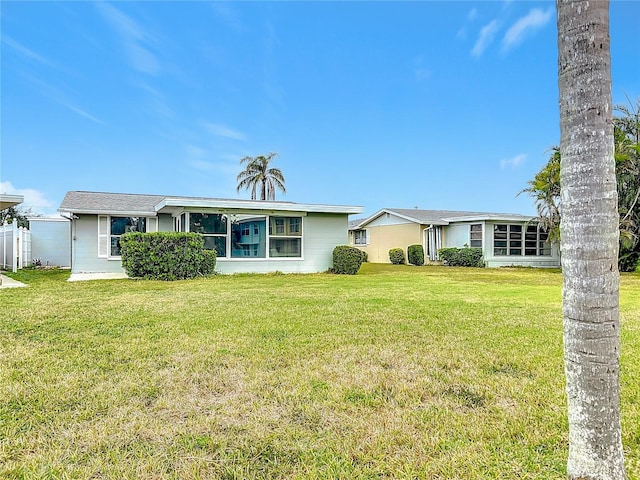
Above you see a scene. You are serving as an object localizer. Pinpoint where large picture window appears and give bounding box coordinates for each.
[269,216,302,257]
[110,217,146,256]
[494,224,550,256]
[190,213,227,257]
[182,212,303,260]
[231,215,266,258]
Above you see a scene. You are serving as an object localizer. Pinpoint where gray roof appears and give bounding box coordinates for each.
[59,191,363,215]
[351,208,535,229]
[59,191,165,215]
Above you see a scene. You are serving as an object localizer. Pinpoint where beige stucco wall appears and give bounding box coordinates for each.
[356,223,423,263]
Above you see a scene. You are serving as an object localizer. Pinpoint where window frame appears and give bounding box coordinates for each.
[469,224,483,248]
[98,215,154,259]
[353,229,368,246]
[493,223,551,257]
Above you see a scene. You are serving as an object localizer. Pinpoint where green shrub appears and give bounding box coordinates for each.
[389,248,405,265]
[360,250,368,263]
[333,245,364,275]
[120,232,217,280]
[438,247,484,267]
[407,244,424,266]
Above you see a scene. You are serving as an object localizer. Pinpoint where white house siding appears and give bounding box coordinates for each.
[29,218,71,268]
[71,215,125,274]
[158,213,173,232]
[216,213,347,274]
[72,212,350,275]
[443,223,471,248]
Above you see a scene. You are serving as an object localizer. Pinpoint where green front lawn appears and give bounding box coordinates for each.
[2,264,639,479]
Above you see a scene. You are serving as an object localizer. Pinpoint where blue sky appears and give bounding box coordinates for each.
[1,1,638,218]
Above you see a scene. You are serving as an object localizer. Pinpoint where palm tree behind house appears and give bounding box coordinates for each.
[236,152,286,201]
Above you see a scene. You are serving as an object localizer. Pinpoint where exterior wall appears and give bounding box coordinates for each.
[72,212,349,275]
[158,213,173,232]
[216,213,346,274]
[355,222,422,263]
[482,221,560,268]
[355,218,561,268]
[29,218,71,267]
[443,223,471,248]
[71,215,124,274]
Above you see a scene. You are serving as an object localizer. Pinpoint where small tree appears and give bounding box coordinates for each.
[0,206,38,228]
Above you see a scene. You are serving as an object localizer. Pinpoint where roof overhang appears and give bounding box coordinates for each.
[442,215,536,223]
[0,194,24,211]
[58,208,157,217]
[155,197,363,215]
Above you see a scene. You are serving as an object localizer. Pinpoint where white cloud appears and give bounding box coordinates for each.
[500,153,527,169]
[471,20,500,58]
[96,2,160,75]
[205,123,246,141]
[21,73,103,124]
[2,35,57,68]
[502,8,553,52]
[468,8,478,21]
[211,3,246,32]
[0,181,55,213]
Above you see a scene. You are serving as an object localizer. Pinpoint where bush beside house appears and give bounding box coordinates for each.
[438,247,484,267]
[120,232,217,280]
[389,248,405,265]
[407,244,424,266]
[333,245,364,275]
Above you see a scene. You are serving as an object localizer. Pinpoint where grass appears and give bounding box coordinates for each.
[1,264,639,479]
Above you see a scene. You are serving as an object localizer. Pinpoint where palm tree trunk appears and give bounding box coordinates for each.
[557,0,625,478]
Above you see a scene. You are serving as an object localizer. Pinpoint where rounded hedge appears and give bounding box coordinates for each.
[408,244,424,266]
[389,248,405,265]
[120,232,217,280]
[333,245,364,275]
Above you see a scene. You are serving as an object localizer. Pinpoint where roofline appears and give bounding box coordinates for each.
[156,197,363,215]
[0,194,24,211]
[442,215,536,222]
[58,207,157,216]
[352,208,538,229]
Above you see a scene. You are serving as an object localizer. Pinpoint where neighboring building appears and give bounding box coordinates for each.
[28,217,71,268]
[58,191,363,277]
[349,208,560,268]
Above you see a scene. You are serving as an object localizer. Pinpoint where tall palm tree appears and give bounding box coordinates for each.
[557,0,625,478]
[236,152,286,201]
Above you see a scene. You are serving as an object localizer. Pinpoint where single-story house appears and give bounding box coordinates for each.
[58,191,363,277]
[349,208,560,268]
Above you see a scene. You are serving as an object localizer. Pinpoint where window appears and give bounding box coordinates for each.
[232,216,266,258]
[525,225,551,256]
[470,224,482,248]
[269,216,302,257]
[353,229,368,245]
[493,224,523,256]
[190,213,227,257]
[110,217,146,256]
[493,224,550,256]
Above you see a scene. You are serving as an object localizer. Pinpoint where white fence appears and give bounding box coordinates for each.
[1,223,31,272]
